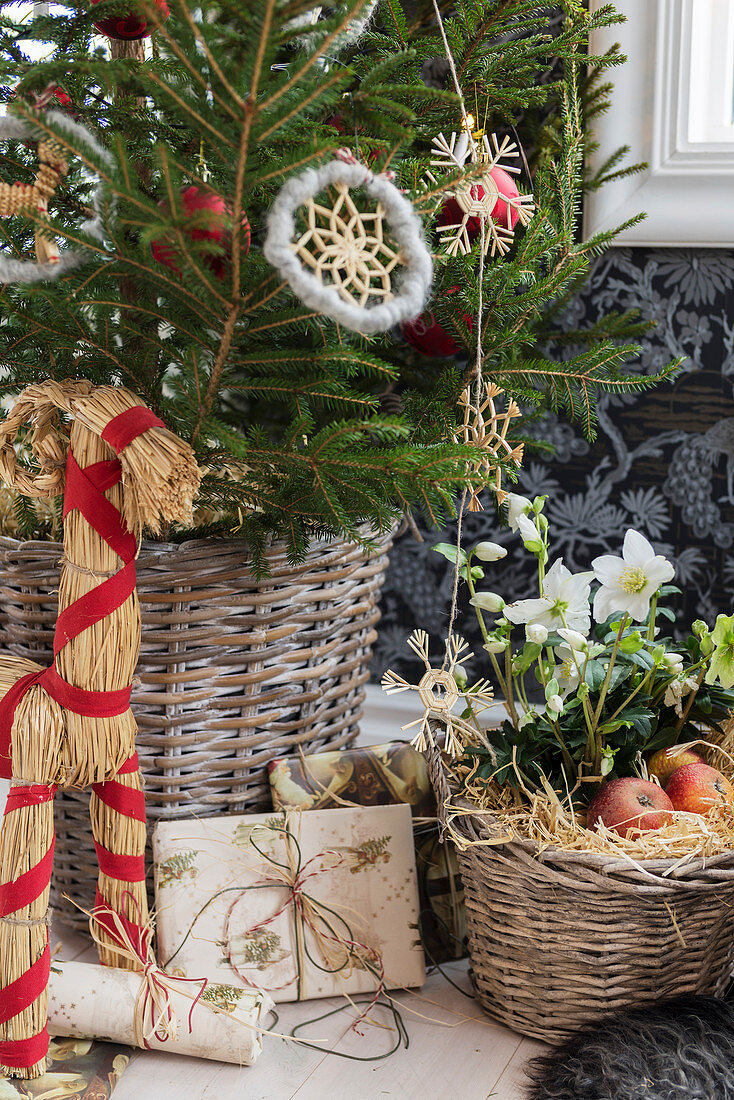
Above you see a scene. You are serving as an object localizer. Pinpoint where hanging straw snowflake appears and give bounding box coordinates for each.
[381,630,494,757]
[453,381,524,510]
[426,130,535,257]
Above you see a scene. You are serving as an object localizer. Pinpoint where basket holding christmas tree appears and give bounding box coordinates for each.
[385,494,734,1042]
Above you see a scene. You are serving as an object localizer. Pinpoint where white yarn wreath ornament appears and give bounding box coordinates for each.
[0,110,113,284]
[263,156,433,335]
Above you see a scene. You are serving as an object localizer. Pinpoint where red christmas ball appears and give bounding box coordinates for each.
[151,186,251,281]
[437,166,521,247]
[401,287,472,358]
[91,0,169,40]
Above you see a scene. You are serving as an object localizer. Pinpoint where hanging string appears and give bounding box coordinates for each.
[430,0,485,662]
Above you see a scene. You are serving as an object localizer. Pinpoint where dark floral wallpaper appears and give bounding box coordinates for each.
[373,247,734,680]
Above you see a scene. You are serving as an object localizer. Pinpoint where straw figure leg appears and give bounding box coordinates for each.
[90,753,148,968]
[0,669,65,1079]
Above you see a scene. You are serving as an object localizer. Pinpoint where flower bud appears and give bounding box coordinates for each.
[483,640,507,655]
[517,711,536,730]
[516,513,543,553]
[557,628,587,652]
[473,541,508,562]
[546,694,564,715]
[453,665,468,689]
[470,592,505,613]
[662,652,684,675]
[525,623,548,645]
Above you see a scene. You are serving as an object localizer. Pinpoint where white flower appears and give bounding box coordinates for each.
[662,652,684,675]
[546,694,564,715]
[504,559,594,634]
[663,675,699,718]
[506,493,532,531]
[592,529,674,623]
[526,623,548,644]
[516,513,543,552]
[483,640,507,654]
[557,628,587,652]
[555,643,581,695]
[470,592,505,613]
[474,541,508,562]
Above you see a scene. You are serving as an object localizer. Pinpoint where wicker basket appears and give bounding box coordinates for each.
[424,734,734,1043]
[0,528,392,928]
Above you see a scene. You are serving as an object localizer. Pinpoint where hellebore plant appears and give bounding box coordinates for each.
[435,495,734,805]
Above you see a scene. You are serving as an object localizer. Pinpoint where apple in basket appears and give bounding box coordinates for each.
[586,777,674,838]
[647,746,704,786]
[665,762,734,815]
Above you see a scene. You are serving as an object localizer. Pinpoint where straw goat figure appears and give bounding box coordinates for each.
[0,380,201,1078]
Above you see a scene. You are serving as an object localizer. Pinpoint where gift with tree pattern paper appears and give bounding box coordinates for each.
[152,804,425,1003]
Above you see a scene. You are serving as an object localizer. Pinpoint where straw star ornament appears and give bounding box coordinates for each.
[294,182,402,307]
[454,381,524,510]
[427,130,535,257]
[381,630,494,757]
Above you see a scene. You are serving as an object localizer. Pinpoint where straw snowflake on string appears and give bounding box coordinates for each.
[426,130,535,257]
[454,381,524,510]
[381,630,494,757]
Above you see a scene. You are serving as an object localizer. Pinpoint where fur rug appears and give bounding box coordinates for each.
[525,996,734,1099]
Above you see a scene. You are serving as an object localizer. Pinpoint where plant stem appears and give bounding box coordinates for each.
[675,667,707,734]
[591,614,628,773]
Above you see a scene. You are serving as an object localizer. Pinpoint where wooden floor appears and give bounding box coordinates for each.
[54,923,545,1100]
[1,690,546,1098]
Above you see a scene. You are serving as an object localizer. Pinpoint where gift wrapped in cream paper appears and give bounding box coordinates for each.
[153,804,425,1003]
[48,960,272,1065]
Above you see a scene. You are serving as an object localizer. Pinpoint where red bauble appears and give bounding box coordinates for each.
[91,0,170,40]
[151,186,251,281]
[401,286,472,358]
[437,166,521,247]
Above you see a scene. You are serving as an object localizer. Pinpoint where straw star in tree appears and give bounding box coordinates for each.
[453,381,524,510]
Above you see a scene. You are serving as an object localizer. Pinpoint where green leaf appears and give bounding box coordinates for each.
[433,543,466,566]
[585,660,606,692]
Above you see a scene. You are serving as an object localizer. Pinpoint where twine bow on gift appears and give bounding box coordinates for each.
[85,894,208,1049]
[223,817,385,1019]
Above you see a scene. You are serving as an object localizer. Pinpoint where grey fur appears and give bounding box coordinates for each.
[525,996,734,1100]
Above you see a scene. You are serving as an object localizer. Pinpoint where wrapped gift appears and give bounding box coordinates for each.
[268,741,435,816]
[268,741,467,962]
[153,804,425,1004]
[414,823,466,962]
[0,1036,131,1098]
[48,960,272,1066]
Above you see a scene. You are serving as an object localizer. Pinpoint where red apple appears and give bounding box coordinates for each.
[586,777,674,838]
[665,762,734,815]
[647,747,704,787]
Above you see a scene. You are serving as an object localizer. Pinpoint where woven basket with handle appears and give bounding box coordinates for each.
[0,528,392,928]
[424,730,734,1043]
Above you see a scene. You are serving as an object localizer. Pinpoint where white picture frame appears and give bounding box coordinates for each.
[585,0,734,247]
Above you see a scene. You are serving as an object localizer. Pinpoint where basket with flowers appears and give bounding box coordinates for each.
[384,493,734,1042]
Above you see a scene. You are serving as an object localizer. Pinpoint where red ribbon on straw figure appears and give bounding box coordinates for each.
[0,386,200,1077]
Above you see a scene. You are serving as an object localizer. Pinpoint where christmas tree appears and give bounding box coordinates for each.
[0,0,673,569]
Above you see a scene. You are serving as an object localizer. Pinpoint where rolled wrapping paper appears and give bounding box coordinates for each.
[48,960,273,1066]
